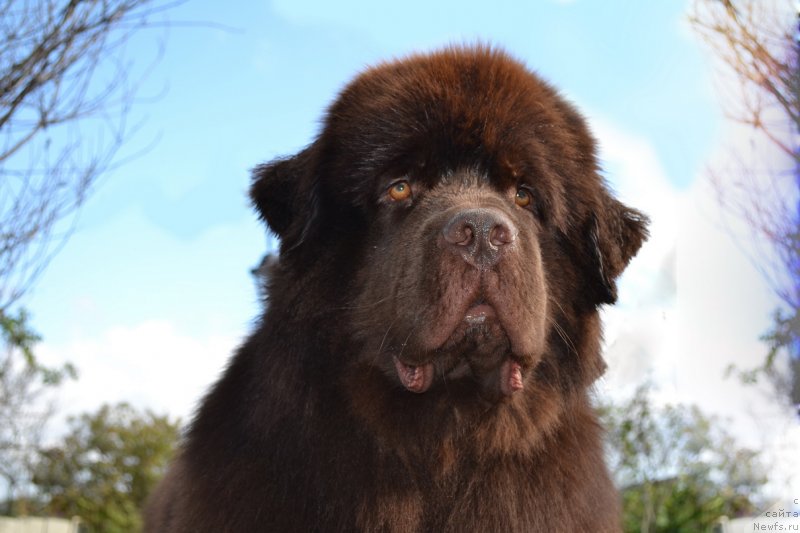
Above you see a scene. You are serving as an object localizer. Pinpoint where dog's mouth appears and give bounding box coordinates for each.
[392,355,524,397]
[392,300,525,397]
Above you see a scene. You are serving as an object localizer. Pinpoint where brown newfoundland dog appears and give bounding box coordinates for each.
[145,46,648,532]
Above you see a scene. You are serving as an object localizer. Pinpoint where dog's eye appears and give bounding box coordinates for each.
[388,181,412,201]
[515,188,532,208]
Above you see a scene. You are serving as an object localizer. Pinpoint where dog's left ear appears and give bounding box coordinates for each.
[584,195,649,305]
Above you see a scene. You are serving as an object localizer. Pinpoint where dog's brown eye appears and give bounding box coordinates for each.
[388,181,412,201]
[515,188,532,207]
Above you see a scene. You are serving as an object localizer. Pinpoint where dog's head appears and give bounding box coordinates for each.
[250,47,647,446]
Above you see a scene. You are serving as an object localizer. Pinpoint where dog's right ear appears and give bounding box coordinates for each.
[250,147,318,250]
[583,196,649,306]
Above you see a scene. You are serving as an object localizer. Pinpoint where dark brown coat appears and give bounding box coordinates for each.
[145,46,648,532]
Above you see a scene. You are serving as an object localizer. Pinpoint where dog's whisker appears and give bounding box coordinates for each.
[546,298,579,356]
[323,295,394,313]
[397,325,417,360]
[376,316,400,356]
[547,317,578,357]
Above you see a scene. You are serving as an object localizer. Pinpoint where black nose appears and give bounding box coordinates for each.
[442,208,516,268]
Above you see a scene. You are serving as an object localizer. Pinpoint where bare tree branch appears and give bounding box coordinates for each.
[690,0,800,409]
[0,0,177,312]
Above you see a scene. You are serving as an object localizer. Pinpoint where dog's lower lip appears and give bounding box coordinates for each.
[500,359,524,396]
[393,356,434,393]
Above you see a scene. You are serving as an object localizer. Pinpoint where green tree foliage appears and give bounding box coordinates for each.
[760,309,800,405]
[30,403,181,533]
[0,308,77,385]
[0,308,76,514]
[600,385,767,532]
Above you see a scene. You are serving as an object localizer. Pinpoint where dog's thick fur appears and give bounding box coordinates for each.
[145,46,648,532]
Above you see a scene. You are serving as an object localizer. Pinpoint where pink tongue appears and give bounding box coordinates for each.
[500,360,524,396]
[393,357,434,393]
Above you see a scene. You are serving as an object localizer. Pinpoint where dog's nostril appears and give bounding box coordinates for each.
[458,226,474,246]
[444,220,475,246]
[490,224,515,246]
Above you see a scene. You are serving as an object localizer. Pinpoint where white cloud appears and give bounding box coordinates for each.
[591,116,683,394]
[591,115,799,496]
[38,320,239,428]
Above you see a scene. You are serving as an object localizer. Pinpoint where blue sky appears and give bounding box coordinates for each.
[18,0,799,493]
[30,0,716,341]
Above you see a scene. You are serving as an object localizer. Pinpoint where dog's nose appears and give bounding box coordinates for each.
[442,208,516,268]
